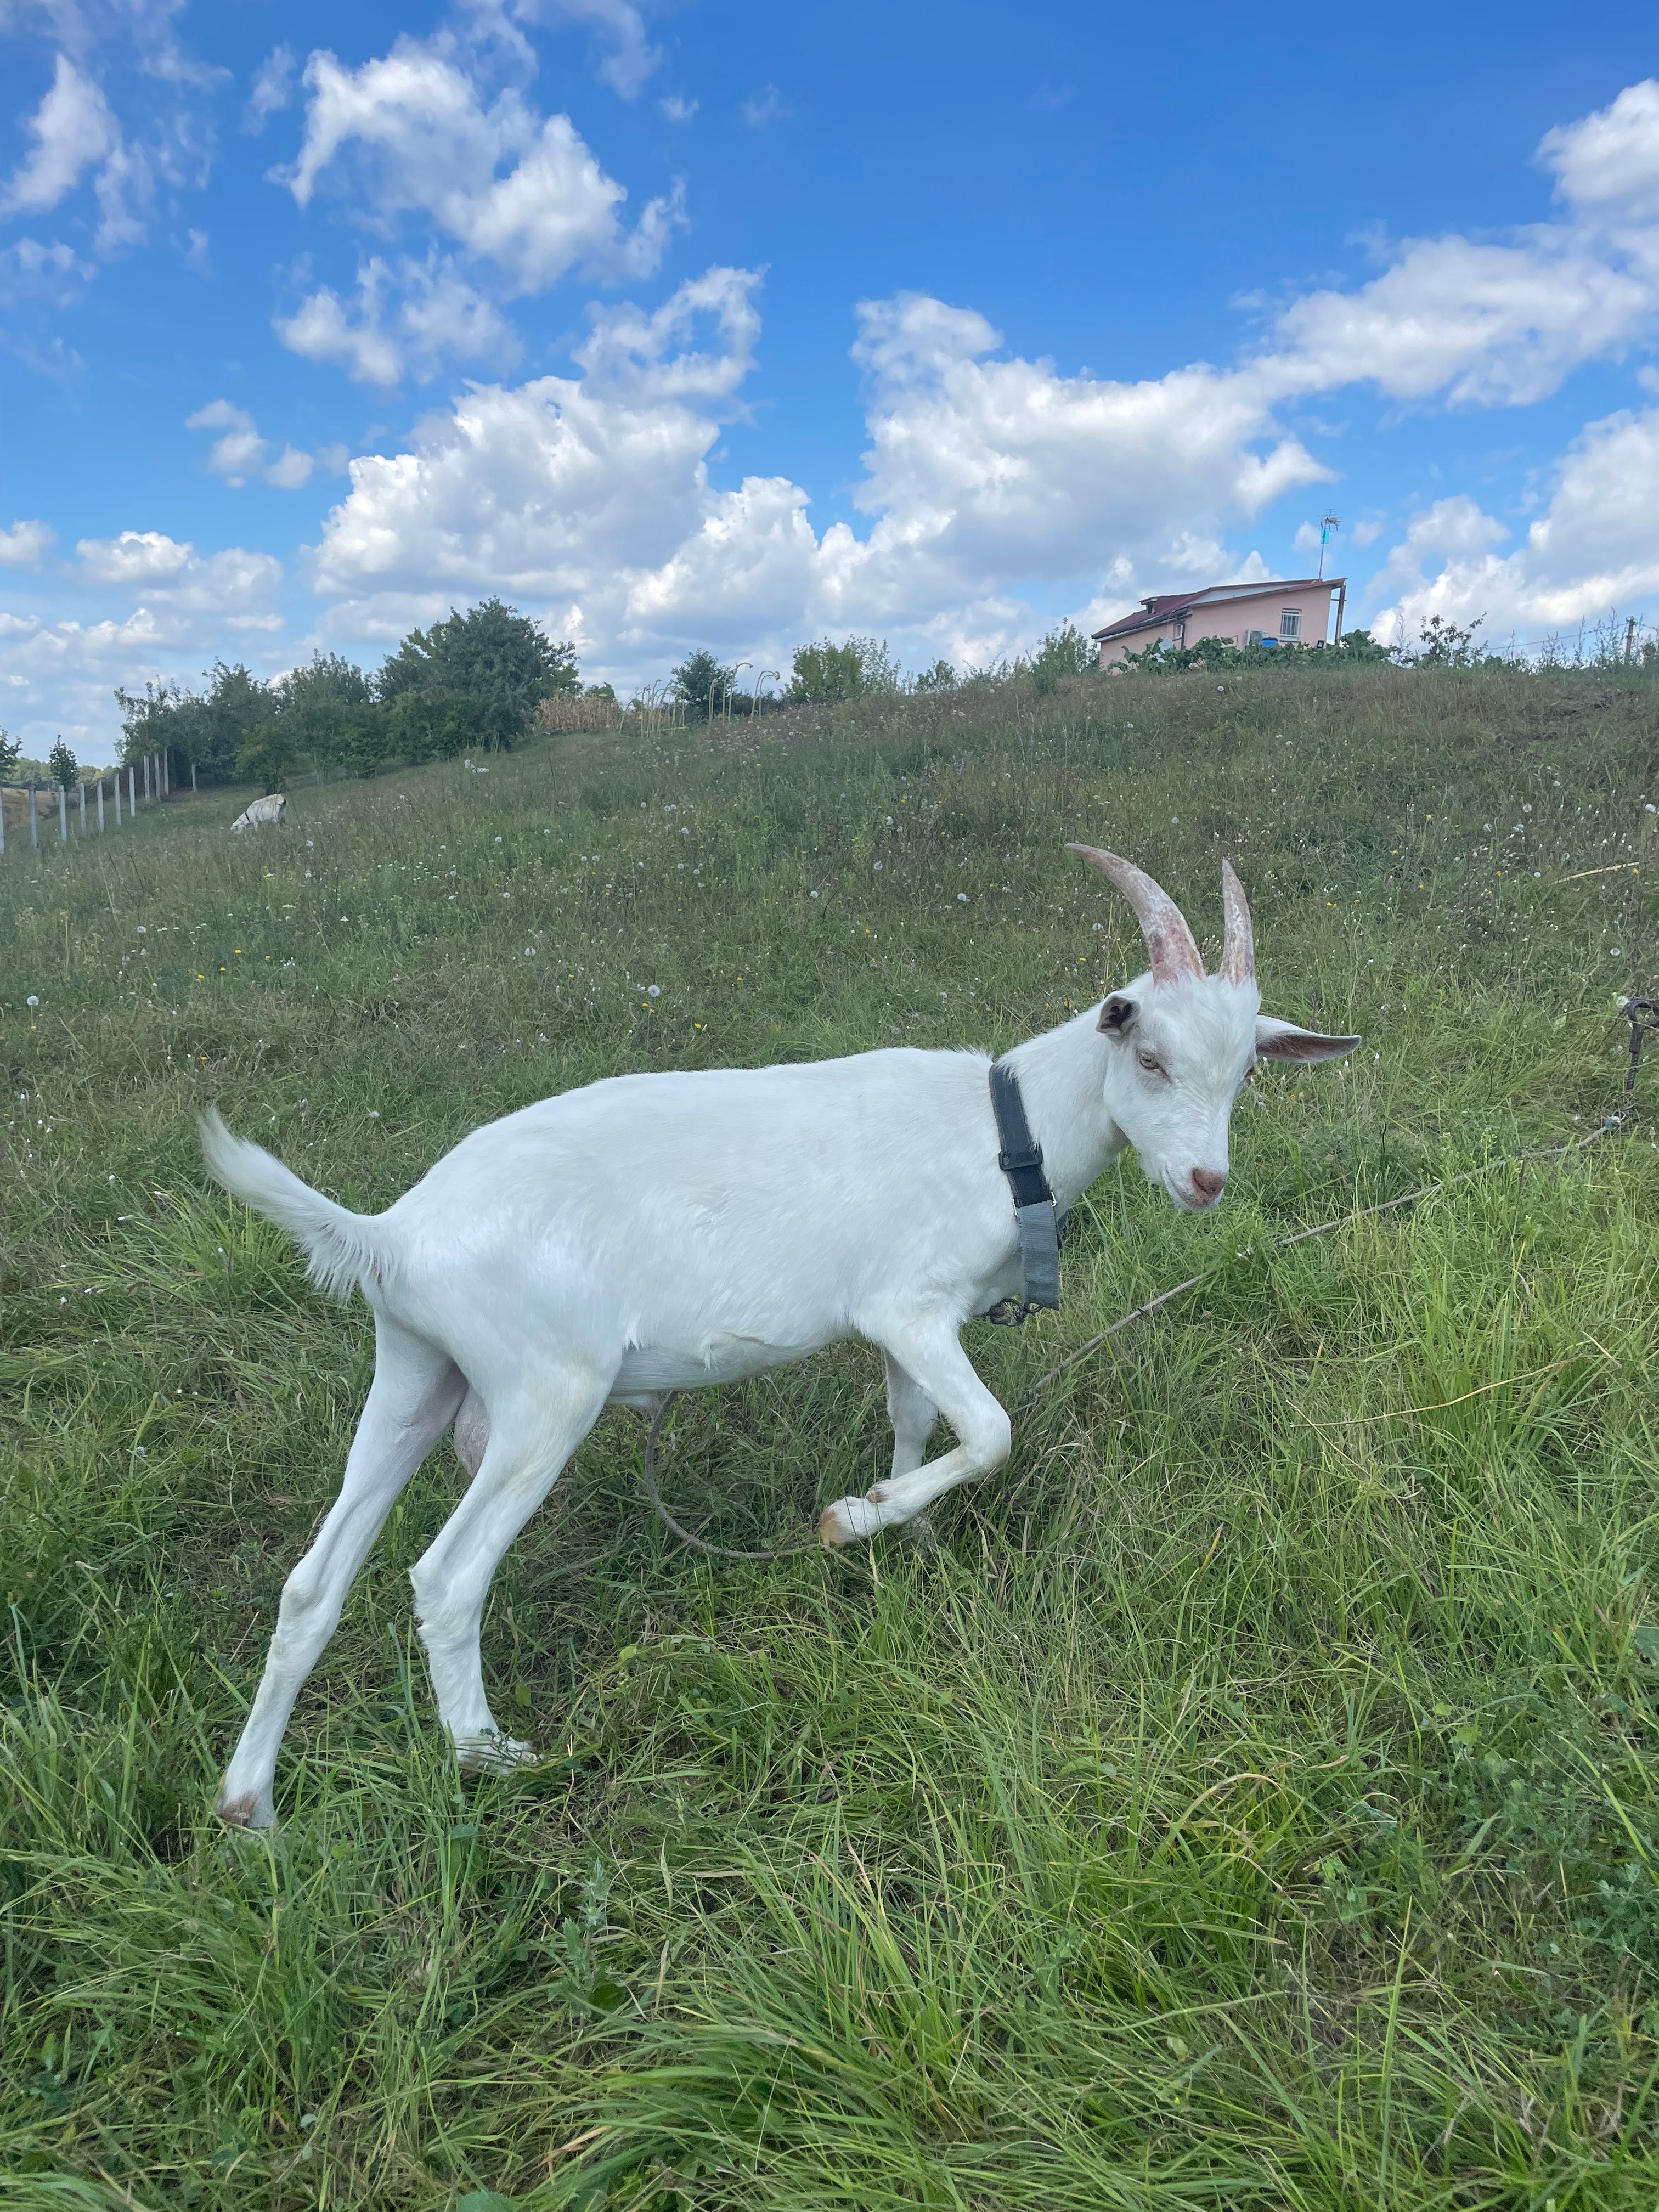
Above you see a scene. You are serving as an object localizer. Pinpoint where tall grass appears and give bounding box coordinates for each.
[3,663,1658,2208]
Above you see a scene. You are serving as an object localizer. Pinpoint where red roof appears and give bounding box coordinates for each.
[1091,577,1342,644]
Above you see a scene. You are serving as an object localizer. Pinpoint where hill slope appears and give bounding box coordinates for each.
[3,667,1658,2208]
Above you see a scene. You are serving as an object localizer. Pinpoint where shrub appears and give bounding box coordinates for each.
[786,636,900,703]
[1028,622,1093,694]
[670,650,739,721]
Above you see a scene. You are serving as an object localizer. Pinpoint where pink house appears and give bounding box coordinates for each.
[1092,576,1347,667]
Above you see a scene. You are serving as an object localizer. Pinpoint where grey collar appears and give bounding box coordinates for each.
[984,1061,1064,1325]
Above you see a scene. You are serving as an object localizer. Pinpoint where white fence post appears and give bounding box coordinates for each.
[191,760,198,794]
[58,786,67,843]
[29,783,38,849]
[78,781,86,834]
[115,771,122,826]
[98,778,105,833]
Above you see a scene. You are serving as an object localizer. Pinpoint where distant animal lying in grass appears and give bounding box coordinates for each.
[228,794,287,832]
[199,846,1358,1826]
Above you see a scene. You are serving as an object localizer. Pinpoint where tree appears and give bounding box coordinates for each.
[48,737,78,789]
[0,727,20,781]
[259,652,380,785]
[380,599,578,751]
[114,665,272,785]
[670,648,737,720]
[912,659,957,692]
[115,678,191,772]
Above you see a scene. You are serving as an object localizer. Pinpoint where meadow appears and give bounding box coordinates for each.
[3,662,1658,2210]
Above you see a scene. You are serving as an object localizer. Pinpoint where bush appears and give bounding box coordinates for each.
[1028,622,1093,695]
[47,738,78,790]
[786,636,900,704]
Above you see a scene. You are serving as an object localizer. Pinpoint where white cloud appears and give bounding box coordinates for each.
[0,53,115,215]
[74,528,282,623]
[0,523,288,759]
[309,266,762,607]
[184,398,317,488]
[1236,80,1659,417]
[244,43,296,133]
[274,252,520,386]
[1369,407,1659,642]
[0,517,54,567]
[1263,231,1654,409]
[658,94,697,125]
[77,528,191,585]
[738,84,788,128]
[510,0,662,99]
[305,268,1325,682]
[0,52,156,253]
[278,40,682,293]
[0,234,91,303]
[1539,78,1659,220]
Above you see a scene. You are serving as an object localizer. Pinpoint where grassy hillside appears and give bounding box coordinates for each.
[3,665,1658,2209]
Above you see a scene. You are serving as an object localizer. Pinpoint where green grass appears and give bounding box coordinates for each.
[3,664,1659,2209]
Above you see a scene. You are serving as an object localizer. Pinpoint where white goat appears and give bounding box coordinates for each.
[229,794,287,832]
[199,847,1356,1826]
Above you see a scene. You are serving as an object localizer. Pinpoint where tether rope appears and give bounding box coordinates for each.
[638,1113,1630,1564]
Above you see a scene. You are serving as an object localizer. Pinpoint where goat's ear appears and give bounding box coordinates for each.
[1255,1015,1361,1062]
[1099,994,1138,1035]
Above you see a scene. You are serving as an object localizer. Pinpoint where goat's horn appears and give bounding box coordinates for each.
[1219,859,1255,986]
[1065,844,1204,985]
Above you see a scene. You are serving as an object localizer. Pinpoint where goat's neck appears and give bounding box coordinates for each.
[999,996,1133,1210]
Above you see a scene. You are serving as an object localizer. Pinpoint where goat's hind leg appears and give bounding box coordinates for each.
[410,1360,611,1770]
[218,1320,465,1827]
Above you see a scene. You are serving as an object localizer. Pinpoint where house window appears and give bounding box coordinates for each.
[1280,608,1302,639]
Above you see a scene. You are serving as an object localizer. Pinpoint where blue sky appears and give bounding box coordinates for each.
[4,0,1659,760]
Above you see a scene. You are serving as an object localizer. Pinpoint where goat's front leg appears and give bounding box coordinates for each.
[884,1351,938,1477]
[883,1351,940,1550]
[821,1321,1011,1547]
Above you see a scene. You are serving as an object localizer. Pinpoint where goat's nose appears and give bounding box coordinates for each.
[1190,1167,1227,1206]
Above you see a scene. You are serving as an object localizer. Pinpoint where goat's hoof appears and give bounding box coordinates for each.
[455,1731,538,1774]
[820,1496,883,1547]
[217,1788,275,1830]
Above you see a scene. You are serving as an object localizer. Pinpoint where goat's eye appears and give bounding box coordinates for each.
[1136,1048,1161,1074]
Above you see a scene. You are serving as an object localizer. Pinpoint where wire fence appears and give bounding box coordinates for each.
[0,752,199,859]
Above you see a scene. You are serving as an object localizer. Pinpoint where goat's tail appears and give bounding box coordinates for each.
[198,1108,390,1303]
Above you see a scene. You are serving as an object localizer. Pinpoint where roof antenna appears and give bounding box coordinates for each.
[1316,511,1340,580]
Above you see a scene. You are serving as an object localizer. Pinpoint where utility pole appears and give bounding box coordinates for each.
[1626,616,1637,662]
